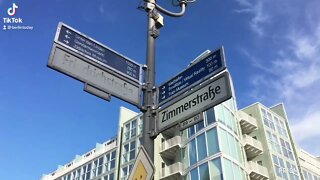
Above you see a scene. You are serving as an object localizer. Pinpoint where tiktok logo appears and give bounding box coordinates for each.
[7,3,18,16]
[2,2,34,31]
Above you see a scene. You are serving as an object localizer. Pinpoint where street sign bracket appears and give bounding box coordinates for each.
[84,83,112,102]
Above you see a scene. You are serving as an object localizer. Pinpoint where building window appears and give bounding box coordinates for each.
[121,164,133,180]
[92,157,104,178]
[218,128,241,162]
[286,161,299,180]
[261,108,276,131]
[273,155,287,179]
[280,138,294,160]
[109,173,114,180]
[219,128,230,156]
[182,147,190,167]
[199,162,209,179]
[105,153,110,172]
[209,158,223,180]
[189,139,197,165]
[224,98,236,112]
[121,166,128,180]
[65,174,71,180]
[228,134,239,162]
[266,130,281,154]
[223,107,236,132]
[123,144,129,163]
[96,157,104,176]
[123,119,138,142]
[267,112,275,130]
[207,128,219,156]
[104,150,116,172]
[103,172,114,180]
[279,158,288,179]
[303,170,320,180]
[78,163,92,180]
[188,125,195,138]
[131,120,137,138]
[197,133,207,161]
[216,105,237,133]
[110,151,116,169]
[123,140,136,163]
[124,124,130,141]
[223,158,233,180]
[196,120,205,132]
[72,168,81,180]
[274,116,282,135]
[129,141,136,160]
[274,116,288,137]
[92,160,98,178]
[191,168,198,180]
[279,120,288,137]
[186,158,224,180]
[206,108,216,125]
[221,158,245,180]
[303,170,309,179]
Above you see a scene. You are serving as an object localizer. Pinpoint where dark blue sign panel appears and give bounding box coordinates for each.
[56,24,141,81]
[158,47,226,105]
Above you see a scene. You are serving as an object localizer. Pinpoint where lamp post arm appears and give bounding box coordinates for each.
[155,1,187,17]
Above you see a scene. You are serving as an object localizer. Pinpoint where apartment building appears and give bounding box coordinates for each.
[41,73,320,180]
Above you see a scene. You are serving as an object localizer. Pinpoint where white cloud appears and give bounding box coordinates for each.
[235,1,269,36]
[249,2,269,36]
[298,138,320,156]
[275,28,320,101]
[235,0,320,155]
[82,0,118,23]
[288,33,320,61]
[239,48,274,74]
[234,0,251,7]
[99,3,105,14]
[291,111,320,142]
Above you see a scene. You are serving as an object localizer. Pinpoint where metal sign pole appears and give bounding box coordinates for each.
[141,0,157,162]
[141,0,187,164]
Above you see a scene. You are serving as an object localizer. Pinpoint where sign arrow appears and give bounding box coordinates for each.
[158,47,226,105]
[55,23,142,82]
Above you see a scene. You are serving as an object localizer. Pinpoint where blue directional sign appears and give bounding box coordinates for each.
[158,47,226,105]
[55,23,141,82]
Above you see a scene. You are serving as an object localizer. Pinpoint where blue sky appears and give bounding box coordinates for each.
[1,0,320,179]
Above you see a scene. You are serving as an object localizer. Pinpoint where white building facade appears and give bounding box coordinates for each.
[41,71,320,180]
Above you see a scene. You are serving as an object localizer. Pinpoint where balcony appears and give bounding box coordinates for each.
[243,134,263,159]
[160,162,183,180]
[160,136,182,159]
[161,127,176,137]
[238,111,258,134]
[247,161,269,180]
